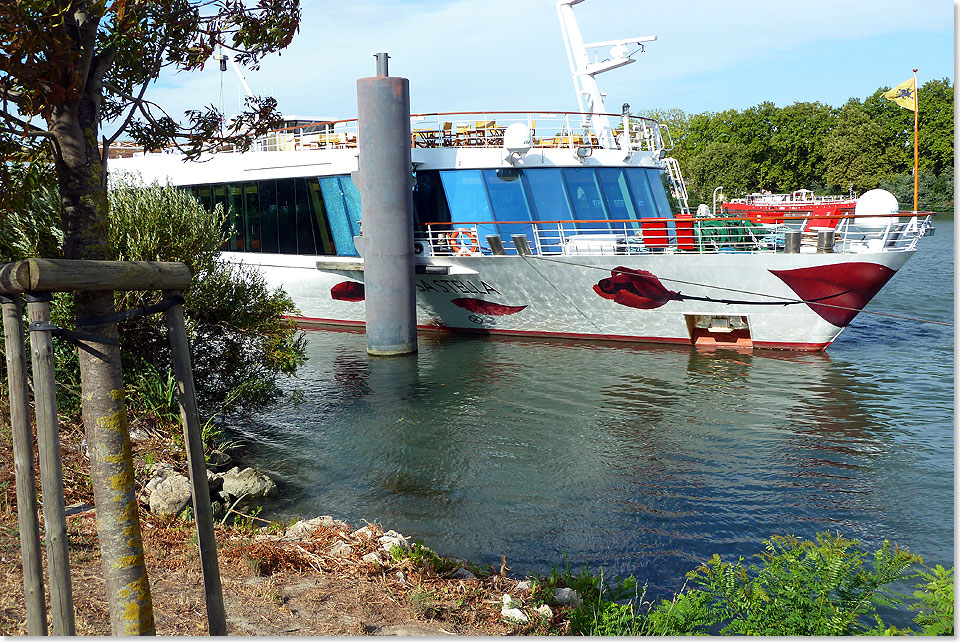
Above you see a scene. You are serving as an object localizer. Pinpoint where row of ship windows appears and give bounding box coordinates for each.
[188,167,673,257]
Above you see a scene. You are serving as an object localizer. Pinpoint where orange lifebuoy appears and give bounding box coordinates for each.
[446,228,479,256]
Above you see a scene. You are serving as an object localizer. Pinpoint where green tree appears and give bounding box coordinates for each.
[0,1,300,633]
[685,141,755,205]
[766,102,837,192]
[823,99,897,194]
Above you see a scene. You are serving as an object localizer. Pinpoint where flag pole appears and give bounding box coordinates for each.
[912,68,919,213]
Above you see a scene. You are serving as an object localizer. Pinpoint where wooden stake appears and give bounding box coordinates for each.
[26,293,75,636]
[1,294,47,635]
[163,290,227,635]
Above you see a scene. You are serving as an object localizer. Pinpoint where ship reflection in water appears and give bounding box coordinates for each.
[236,327,953,607]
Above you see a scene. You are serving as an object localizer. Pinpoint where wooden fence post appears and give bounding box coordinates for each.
[163,290,227,635]
[25,293,75,636]
[1,294,47,635]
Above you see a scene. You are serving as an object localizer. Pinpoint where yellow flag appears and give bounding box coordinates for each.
[883,77,917,111]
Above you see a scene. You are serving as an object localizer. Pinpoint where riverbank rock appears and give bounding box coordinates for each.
[501,595,528,623]
[149,474,192,516]
[284,516,340,540]
[553,587,581,607]
[328,541,354,557]
[220,466,279,505]
[451,568,477,580]
[379,530,411,554]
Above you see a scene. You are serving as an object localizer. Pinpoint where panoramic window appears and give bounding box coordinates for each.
[187,177,335,256]
[439,170,497,246]
[481,169,535,247]
[318,175,362,257]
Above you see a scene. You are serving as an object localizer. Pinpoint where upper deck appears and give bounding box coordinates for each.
[108,110,671,157]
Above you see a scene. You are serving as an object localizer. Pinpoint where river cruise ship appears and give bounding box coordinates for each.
[111,0,933,351]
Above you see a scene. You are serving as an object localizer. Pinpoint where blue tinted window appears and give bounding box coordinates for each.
[439,170,496,248]
[319,176,360,257]
[597,168,639,234]
[562,168,609,231]
[482,169,534,252]
[647,169,674,217]
[624,169,658,218]
[523,169,572,221]
[522,168,570,253]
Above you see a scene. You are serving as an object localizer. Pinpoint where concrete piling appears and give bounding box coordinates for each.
[356,54,418,356]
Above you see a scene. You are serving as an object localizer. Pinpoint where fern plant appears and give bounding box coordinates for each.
[682,533,920,635]
[908,565,954,635]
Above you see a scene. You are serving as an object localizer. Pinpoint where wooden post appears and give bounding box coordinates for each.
[25,293,76,636]
[1,294,48,635]
[163,290,227,635]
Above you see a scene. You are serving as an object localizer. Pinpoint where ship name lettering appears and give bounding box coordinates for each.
[415,278,502,296]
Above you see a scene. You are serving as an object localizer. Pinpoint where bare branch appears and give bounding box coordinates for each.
[101,79,152,161]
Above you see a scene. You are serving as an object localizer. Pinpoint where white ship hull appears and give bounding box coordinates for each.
[227,248,914,350]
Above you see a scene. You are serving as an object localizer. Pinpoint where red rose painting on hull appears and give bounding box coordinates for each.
[593,267,680,310]
[331,281,365,302]
[451,298,527,316]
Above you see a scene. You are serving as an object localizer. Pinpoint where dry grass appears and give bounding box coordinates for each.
[0,407,522,636]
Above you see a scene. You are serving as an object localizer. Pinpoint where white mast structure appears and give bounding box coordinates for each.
[556,0,655,149]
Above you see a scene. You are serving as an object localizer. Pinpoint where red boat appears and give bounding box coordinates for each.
[721,189,856,229]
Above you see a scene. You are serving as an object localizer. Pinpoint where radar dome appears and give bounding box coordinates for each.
[503,122,532,156]
[854,189,900,228]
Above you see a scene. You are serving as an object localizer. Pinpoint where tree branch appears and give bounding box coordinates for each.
[101,78,152,161]
[0,125,63,162]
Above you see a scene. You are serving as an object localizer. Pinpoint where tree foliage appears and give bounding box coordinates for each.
[645,78,954,212]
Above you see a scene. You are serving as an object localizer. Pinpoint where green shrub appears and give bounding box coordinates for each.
[908,565,954,635]
[557,533,951,636]
[1,172,306,437]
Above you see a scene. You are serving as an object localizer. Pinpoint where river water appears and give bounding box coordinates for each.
[237,219,953,615]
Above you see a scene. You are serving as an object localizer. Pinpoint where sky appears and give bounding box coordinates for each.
[143,0,955,124]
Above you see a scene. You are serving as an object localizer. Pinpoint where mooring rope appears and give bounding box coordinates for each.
[527,254,953,328]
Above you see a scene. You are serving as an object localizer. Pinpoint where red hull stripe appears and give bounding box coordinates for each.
[288,316,831,351]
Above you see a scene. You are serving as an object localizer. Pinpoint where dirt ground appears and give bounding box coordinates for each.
[0,413,555,636]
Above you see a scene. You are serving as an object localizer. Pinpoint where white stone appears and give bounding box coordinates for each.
[351,526,375,539]
[148,474,192,516]
[553,587,581,606]
[362,552,382,564]
[515,580,531,591]
[379,530,411,553]
[500,596,528,624]
[148,461,178,479]
[328,541,354,557]
[220,467,278,502]
[285,516,333,540]
[536,605,553,620]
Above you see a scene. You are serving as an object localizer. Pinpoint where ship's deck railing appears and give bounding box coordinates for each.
[115,110,667,157]
[727,190,856,206]
[248,111,666,154]
[417,213,933,258]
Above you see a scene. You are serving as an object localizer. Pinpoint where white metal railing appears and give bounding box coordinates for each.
[417,214,932,258]
[122,111,669,156]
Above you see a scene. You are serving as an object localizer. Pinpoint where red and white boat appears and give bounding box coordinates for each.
[721,189,857,229]
[111,0,934,351]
